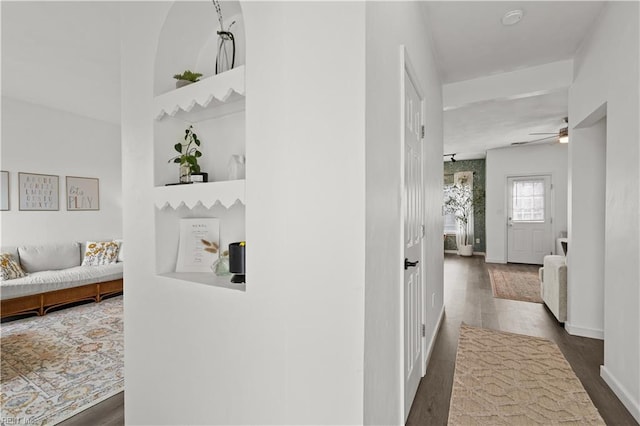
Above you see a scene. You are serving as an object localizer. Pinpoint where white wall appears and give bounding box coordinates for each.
[1,2,121,125]
[566,116,606,339]
[1,97,122,246]
[364,3,443,424]
[568,2,640,420]
[123,2,367,424]
[485,143,568,264]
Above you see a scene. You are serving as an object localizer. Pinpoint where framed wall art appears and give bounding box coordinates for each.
[18,172,59,211]
[66,176,100,211]
[1,171,9,211]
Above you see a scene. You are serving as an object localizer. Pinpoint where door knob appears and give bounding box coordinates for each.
[404,258,419,270]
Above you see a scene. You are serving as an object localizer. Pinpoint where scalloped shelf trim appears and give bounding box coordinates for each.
[156,199,244,210]
[154,180,245,209]
[154,66,245,120]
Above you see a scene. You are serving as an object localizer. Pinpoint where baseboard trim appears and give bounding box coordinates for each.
[601,365,640,423]
[565,323,604,340]
[424,305,445,373]
[444,250,486,256]
[485,258,506,264]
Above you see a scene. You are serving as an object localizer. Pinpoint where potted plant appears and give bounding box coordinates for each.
[173,70,203,88]
[444,183,474,256]
[168,125,202,183]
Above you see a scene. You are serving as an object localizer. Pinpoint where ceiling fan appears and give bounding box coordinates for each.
[511,117,569,146]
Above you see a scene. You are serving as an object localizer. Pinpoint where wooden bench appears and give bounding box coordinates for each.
[1,278,123,318]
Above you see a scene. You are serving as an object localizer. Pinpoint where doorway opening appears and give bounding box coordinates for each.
[506,175,553,265]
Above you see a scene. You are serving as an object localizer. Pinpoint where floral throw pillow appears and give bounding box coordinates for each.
[81,241,120,266]
[0,253,26,280]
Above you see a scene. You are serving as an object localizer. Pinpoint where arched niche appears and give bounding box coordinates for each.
[154,0,245,96]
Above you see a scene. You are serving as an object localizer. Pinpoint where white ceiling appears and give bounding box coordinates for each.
[443,89,569,158]
[1,2,121,124]
[425,1,606,84]
[424,1,605,160]
[1,0,607,154]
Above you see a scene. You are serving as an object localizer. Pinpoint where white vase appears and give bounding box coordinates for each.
[227,155,245,180]
[175,79,193,89]
[458,245,473,256]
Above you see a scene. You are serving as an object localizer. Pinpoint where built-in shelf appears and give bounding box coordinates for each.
[154,179,245,209]
[154,66,245,121]
[158,272,245,292]
[153,64,246,288]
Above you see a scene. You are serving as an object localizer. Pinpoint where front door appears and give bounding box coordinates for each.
[507,175,552,264]
[403,67,424,419]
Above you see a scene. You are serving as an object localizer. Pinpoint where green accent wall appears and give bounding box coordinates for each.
[444,159,486,253]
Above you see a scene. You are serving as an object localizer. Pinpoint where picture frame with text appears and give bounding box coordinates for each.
[1,171,9,211]
[18,172,59,211]
[66,176,100,211]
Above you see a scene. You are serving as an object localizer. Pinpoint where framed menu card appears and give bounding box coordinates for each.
[176,218,220,273]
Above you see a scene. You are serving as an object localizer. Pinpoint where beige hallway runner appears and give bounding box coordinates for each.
[448,324,604,425]
[487,263,543,303]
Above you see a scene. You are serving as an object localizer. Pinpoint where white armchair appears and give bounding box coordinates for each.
[539,255,567,322]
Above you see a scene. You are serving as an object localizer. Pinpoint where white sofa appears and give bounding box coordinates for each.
[539,254,567,322]
[1,242,123,318]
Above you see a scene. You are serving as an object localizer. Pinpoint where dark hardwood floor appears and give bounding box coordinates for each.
[57,392,124,426]
[58,254,636,425]
[407,254,638,426]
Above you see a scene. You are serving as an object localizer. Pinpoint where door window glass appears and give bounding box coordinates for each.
[512,180,544,221]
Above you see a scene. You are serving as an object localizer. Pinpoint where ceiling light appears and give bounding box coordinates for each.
[559,127,569,143]
[502,10,524,26]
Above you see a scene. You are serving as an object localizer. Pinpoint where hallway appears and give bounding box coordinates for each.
[407,254,637,425]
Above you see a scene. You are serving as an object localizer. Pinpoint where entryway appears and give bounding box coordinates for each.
[507,175,553,264]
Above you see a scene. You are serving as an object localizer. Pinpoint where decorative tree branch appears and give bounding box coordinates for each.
[444,183,474,246]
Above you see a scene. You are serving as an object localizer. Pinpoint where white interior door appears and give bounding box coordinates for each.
[403,67,424,420]
[507,176,552,264]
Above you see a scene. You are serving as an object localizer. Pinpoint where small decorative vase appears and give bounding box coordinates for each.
[216,30,235,74]
[227,155,245,180]
[179,163,191,184]
[176,79,193,89]
[212,254,230,276]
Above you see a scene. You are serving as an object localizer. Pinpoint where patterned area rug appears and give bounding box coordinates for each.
[487,263,543,303]
[448,324,605,425]
[1,296,123,425]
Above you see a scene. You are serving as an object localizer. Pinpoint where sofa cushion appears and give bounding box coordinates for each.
[0,263,123,300]
[541,255,567,322]
[115,239,124,262]
[0,253,26,280]
[81,241,120,266]
[0,246,19,261]
[18,243,81,273]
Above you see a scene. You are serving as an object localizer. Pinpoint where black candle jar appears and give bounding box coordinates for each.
[228,242,245,283]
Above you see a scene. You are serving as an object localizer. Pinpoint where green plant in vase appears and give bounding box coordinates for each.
[173,70,203,88]
[168,125,203,183]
